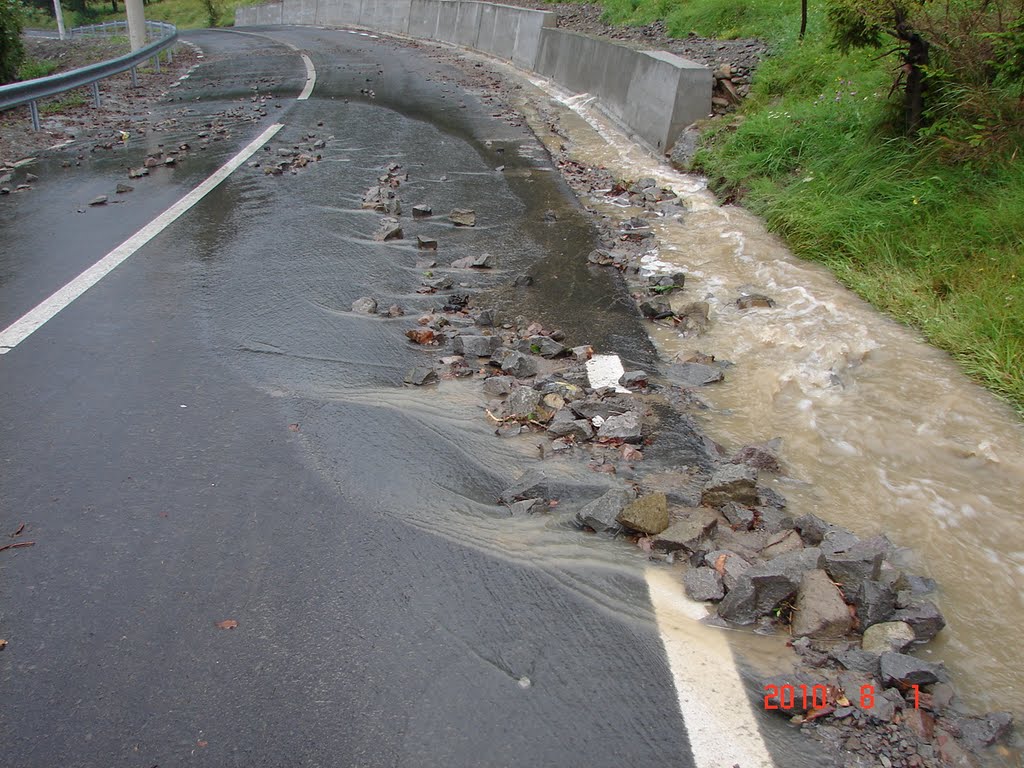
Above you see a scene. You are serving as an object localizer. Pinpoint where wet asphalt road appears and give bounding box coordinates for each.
[0,28,708,767]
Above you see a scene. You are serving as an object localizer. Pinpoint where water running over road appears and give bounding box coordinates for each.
[512,73,1024,722]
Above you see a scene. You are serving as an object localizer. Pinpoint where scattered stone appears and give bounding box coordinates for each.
[722,502,755,529]
[499,470,549,505]
[417,236,438,250]
[730,439,782,473]
[705,550,752,590]
[833,649,882,677]
[639,300,674,320]
[88,195,108,206]
[619,370,649,389]
[853,580,896,628]
[570,345,594,362]
[517,336,565,359]
[955,712,1014,751]
[500,351,538,378]
[669,362,724,387]
[576,487,636,532]
[701,464,758,507]
[403,367,438,386]
[351,296,378,314]
[449,252,493,269]
[482,375,514,396]
[597,411,643,443]
[542,209,558,222]
[684,567,725,601]
[892,597,946,643]
[792,569,854,639]
[507,498,541,516]
[512,274,533,287]
[412,204,432,217]
[761,529,803,559]
[449,208,476,226]
[587,249,615,266]
[115,183,134,194]
[616,493,669,535]
[374,219,403,241]
[452,334,500,357]
[652,508,718,552]
[879,651,947,686]
[737,293,775,309]
[504,386,544,419]
[25,173,38,182]
[861,621,916,654]
[823,546,883,595]
[716,548,823,624]
[546,411,594,440]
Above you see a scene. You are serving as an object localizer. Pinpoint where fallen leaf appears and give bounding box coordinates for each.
[10,523,25,537]
[215,619,238,630]
[197,739,208,748]
[836,694,850,707]
[288,423,300,432]
[0,541,34,553]
[0,639,7,651]
[800,705,835,723]
[405,328,436,345]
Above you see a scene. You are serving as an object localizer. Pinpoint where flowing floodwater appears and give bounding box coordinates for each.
[505,72,1024,721]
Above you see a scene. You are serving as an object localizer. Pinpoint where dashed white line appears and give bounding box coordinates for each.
[646,568,775,768]
[0,123,284,355]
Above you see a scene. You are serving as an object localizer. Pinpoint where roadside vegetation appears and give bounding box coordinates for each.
[591,0,1024,411]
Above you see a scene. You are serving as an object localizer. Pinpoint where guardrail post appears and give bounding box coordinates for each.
[167,45,174,64]
[29,100,40,131]
[91,81,101,107]
[131,66,139,87]
[153,54,161,73]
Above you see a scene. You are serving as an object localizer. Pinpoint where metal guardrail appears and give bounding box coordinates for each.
[0,20,179,130]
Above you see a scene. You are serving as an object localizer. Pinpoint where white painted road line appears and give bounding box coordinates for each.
[0,123,284,356]
[646,568,775,768]
[298,53,316,100]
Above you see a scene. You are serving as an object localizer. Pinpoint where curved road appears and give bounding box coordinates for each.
[0,28,802,767]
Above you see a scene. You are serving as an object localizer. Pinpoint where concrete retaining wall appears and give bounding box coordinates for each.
[234,0,710,152]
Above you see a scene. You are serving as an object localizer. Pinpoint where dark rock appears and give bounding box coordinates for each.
[862,621,916,654]
[833,649,882,677]
[669,126,701,172]
[879,652,947,687]
[499,470,549,505]
[412,204,432,217]
[669,362,724,387]
[755,505,791,536]
[791,569,854,639]
[720,502,755,529]
[403,367,437,386]
[616,493,669,535]
[546,410,594,440]
[449,208,476,226]
[576,487,636,532]
[618,370,649,389]
[639,300,674,320]
[892,597,946,642]
[597,411,643,443]
[452,334,500,357]
[374,219,403,241]
[955,712,1014,751]
[684,567,725,601]
[701,464,758,507]
[587,249,615,266]
[482,375,514,396]
[758,486,788,511]
[736,293,775,309]
[730,439,782,473]
[570,394,634,421]
[824,547,883,595]
[417,236,438,250]
[475,309,496,327]
[451,253,494,269]
[500,351,538,378]
[516,336,566,359]
[854,580,896,628]
[88,195,108,206]
[704,550,751,590]
[115,183,133,194]
[512,274,533,287]
[422,275,453,291]
[351,296,378,314]
[652,508,718,552]
[542,209,558,222]
[504,386,544,419]
[506,498,541,516]
[761,529,803,559]
[716,548,824,625]
[895,573,938,595]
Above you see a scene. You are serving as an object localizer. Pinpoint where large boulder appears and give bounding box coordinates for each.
[701,464,758,507]
[717,548,824,625]
[761,529,803,559]
[597,411,643,443]
[453,334,501,357]
[500,351,538,378]
[616,493,669,535]
[892,597,946,642]
[576,488,636,532]
[669,362,723,387]
[652,508,718,553]
[546,410,594,440]
[704,550,751,591]
[499,470,549,505]
[853,580,897,629]
[791,569,854,639]
[516,336,566,359]
[504,387,545,420]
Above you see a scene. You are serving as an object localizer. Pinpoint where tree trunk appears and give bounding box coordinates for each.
[800,0,808,40]
[894,10,930,134]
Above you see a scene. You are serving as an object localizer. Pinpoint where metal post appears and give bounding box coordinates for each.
[131,66,138,87]
[91,81,101,107]
[29,101,40,131]
[53,0,66,40]
[153,54,161,73]
[167,45,173,64]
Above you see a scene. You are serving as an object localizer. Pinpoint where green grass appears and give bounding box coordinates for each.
[567,0,1024,411]
[18,58,59,79]
[79,0,265,28]
[39,91,87,113]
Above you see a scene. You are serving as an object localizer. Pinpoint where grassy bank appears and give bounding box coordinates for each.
[593,0,1024,412]
[23,0,264,30]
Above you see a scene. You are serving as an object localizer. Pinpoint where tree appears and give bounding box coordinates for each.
[1,0,24,85]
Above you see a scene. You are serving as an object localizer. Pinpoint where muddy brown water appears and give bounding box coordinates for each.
[503,75,1024,725]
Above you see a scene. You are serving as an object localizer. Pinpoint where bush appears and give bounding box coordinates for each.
[1,0,25,84]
